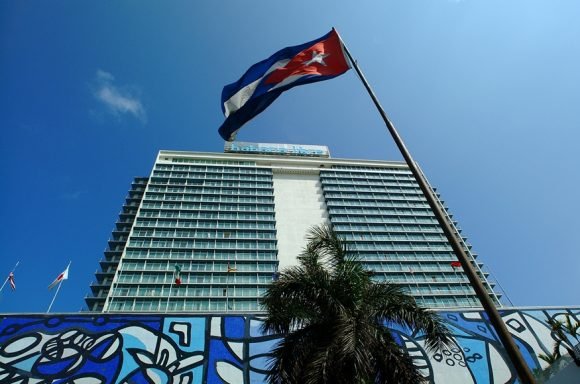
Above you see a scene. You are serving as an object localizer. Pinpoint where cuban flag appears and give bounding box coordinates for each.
[219,29,351,141]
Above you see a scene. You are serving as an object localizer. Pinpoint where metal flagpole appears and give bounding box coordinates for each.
[415,272,425,305]
[164,282,174,313]
[226,268,230,313]
[47,279,64,313]
[486,264,515,306]
[415,162,503,307]
[226,262,232,312]
[336,30,536,384]
[47,261,70,313]
[165,266,175,313]
[0,261,19,293]
[408,266,425,304]
[226,262,238,312]
[451,264,469,306]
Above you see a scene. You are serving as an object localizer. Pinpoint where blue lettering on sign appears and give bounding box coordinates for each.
[226,142,328,157]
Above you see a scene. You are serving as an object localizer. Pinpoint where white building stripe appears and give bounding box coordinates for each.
[272,169,330,269]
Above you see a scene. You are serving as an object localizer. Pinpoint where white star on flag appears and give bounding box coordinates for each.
[303,51,329,66]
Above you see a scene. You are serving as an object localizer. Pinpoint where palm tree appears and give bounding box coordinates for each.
[538,314,580,367]
[261,224,451,384]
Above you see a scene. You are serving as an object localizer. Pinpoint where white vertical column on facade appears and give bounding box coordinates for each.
[272,168,330,269]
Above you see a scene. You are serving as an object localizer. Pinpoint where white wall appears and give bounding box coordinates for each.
[272,171,329,269]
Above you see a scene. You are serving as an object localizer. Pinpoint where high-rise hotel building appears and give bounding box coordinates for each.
[86,143,501,313]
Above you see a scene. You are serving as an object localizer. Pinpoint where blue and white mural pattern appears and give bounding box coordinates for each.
[0,308,577,383]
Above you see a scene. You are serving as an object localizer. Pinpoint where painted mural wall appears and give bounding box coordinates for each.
[0,307,577,384]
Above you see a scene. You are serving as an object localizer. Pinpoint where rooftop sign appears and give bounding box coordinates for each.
[224,142,330,158]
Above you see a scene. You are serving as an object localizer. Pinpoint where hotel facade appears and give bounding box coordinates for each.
[86,142,500,313]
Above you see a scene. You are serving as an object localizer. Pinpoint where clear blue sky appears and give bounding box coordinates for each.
[1,0,578,313]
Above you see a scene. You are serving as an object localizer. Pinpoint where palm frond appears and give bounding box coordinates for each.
[371,332,425,384]
[365,283,451,351]
[538,352,558,364]
[267,326,317,384]
[263,224,450,383]
[261,262,348,334]
[305,224,350,266]
[551,338,563,359]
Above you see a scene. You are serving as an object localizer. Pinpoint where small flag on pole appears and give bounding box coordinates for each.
[48,265,69,290]
[227,263,237,273]
[218,29,350,141]
[0,261,20,294]
[450,261,462,269]
[174,265,182,285]
[8,272,15,290]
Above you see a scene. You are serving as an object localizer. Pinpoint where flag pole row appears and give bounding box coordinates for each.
[1,262,71,313]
